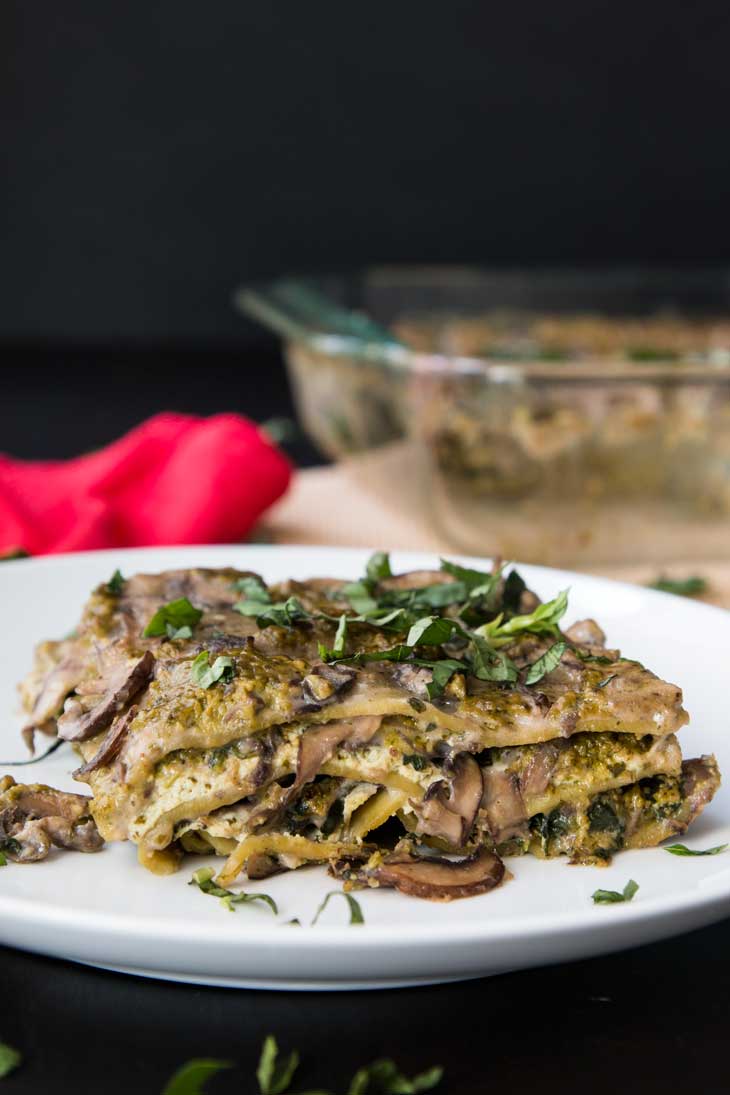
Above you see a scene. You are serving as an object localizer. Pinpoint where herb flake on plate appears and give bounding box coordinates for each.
[189,867,277,914]
[592,879,639,904]
[190,652,235,690]
[664,842,728,857]
[311,890,364,925]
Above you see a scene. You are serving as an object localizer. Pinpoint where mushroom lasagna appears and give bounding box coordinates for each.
[17,555,720,901]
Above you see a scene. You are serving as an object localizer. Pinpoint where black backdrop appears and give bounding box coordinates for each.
[2,1,730,343]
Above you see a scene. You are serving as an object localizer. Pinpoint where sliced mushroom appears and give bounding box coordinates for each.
[0,776,104,862]
[481,768,527,841]
[338,846,506,901]
[520,740,567,801]
[73,705,139,778]
[57,650,155,742]
[299,663,356,711]
[294,716,382,792]
[564,619,607,647]
[414,753,483,848]
[390,663,434,698]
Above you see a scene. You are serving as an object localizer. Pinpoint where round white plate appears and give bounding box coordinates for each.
[1,545,728,991]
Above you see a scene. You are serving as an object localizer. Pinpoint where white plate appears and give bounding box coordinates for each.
[1,545,729,991]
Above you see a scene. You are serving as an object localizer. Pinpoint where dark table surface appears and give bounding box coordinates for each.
[1,344,727,1094]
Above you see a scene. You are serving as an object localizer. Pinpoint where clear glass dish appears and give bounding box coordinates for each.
[236,268,730,565]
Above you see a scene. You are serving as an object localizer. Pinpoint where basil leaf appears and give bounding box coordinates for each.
[161,1058,233,1095]
[348,1058,443,1095]
[408,582,469,609]
[406,616,465,648]
[189,867,277,915]
[143,597,203,638]
[470,635,519,683]
[312,890,364,925]
[233,575,272,602]
[649,575,707,597]
[573,651,614,665]
[344,645,414,665]
[365,551,392,582]
[592,878,639,904]
[0,1042,21,1080]
[236,596,309,629]
[439,558,494,591]
[595,673,617,689]
[425,659,466,699]
[477,589,569,647]
[319,614,348,663]
[664,842,728,857]
[257,1035,300,1095]
[190,653,235,689]
[524,640,567,686]
[166,623,193,640]
[342,580,379,616]
[106,569,124,595]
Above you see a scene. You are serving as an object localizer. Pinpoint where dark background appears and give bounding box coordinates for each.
[2,6,730,1092]
[2,1,730,346]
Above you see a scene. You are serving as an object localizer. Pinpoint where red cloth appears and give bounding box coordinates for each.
[0,412,292,555]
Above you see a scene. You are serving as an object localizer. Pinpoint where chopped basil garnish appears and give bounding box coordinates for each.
[648,575,707,597]
[106,568,124,595]
[470,636,518,683]
[143,597,203,638]
[311,890,364,925]
[189,867,277,914]
[595,673,617,690]
[161,1058,233,1095]
[235,596,309,628]
[190,653,235,690]
[664,842,728,857]
[319,613,348,662]
[233,575,272,602]
[166,623,193,640]
[476,589,569,648]
[592,879,639,904]
[257,1036,300,1095]
[0,1042,21,1079]
[365,551,393,582]
[524,640,567,686]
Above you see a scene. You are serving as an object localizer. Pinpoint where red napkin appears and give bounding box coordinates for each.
[0,412,292,555]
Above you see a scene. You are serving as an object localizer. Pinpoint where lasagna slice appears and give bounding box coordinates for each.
[18,557,720,900]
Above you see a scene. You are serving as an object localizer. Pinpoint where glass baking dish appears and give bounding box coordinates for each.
[236,268,730,566]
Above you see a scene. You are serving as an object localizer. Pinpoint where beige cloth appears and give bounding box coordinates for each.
[258,465,730,609]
